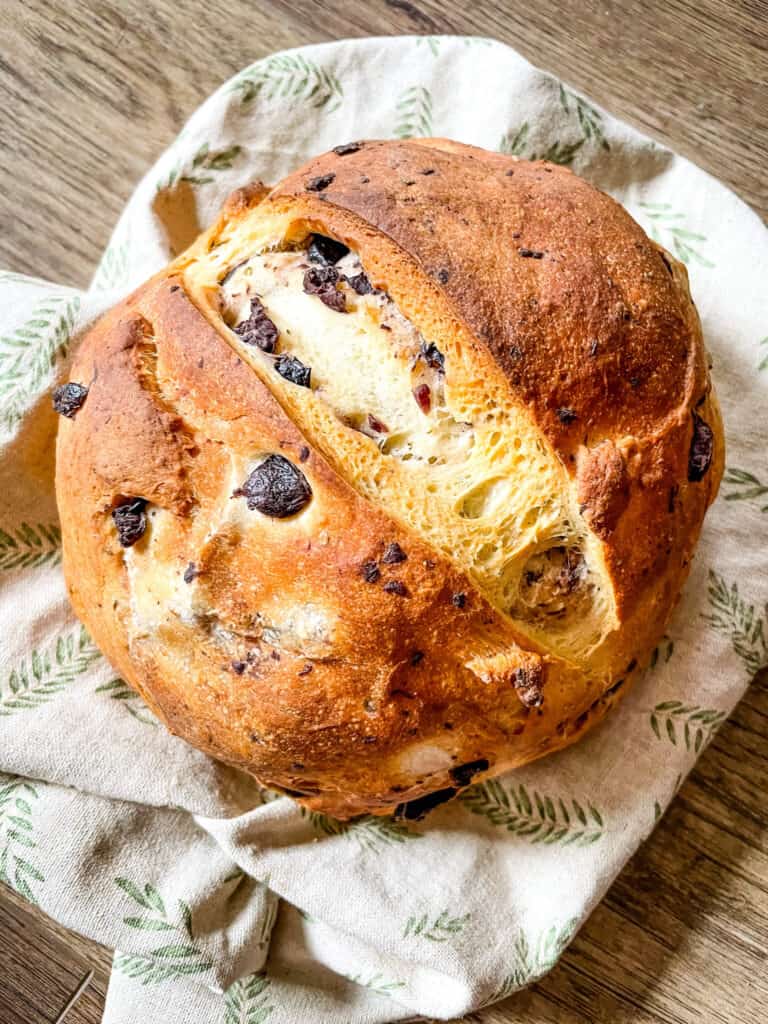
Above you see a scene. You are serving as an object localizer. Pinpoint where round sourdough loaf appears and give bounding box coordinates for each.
[54,140,723,819]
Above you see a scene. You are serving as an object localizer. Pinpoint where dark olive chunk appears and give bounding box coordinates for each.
[688,410,713,482]
[305,173,335,193]
[112,499,148,547]
[381,542,407,564]
[274,354,311,388]
[346,271,373,295]
[332,142,363,156]
[236,455,312,518]
[361,561,380,583]
[234,297,279,352]
[304,265,339,289]
[394,787,457,821]
[450,759,490,788]
[318,288,346,313]
[53,382,88,418]
[383,580,408,597]
[420,341,445,372]
[303,264,346,312]
[307,234,350,265]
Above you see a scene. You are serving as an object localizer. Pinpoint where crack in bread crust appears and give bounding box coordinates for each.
[183,220,616,666]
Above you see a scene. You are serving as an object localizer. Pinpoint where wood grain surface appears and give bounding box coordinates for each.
[1,2,766,1022]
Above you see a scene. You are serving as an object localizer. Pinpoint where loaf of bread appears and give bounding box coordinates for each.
[54,139,723,820]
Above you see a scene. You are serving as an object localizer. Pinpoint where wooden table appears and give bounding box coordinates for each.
[1,2,766,1021]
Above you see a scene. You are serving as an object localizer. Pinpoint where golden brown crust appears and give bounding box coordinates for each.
[55,140,723,819]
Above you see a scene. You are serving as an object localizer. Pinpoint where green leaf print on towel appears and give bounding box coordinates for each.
[702,570,768,675]
[94,677,158,726]
[223,972,273,1024]
[92,240,130,292]
[0,625,101,716]
[500,122,585,165]
[639,203,714,267]
[394,86,433,138]
[230,55,343,112]
[0,774,46,905]
[0,294,80,430]
[499,122,531,157]
[460,779,605,845]
[114,876,214,984]
[558,84,609,150]
[492,917,579,1001]
[723,467,768,512]
[159,143,244,190]
[301,808,423,852]
[649,701,727,752]
[0,521,61,571]
[499,84,608,166]
[346,972,405,997]
[534,138,586,165]
[403,908,470,942]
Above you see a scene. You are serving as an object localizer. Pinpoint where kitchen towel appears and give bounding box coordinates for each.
[1,35,766,1024]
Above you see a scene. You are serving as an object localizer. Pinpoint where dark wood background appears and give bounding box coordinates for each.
[1,2,766,1021]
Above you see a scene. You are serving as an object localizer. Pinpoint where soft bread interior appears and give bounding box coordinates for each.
[179,213,618,665]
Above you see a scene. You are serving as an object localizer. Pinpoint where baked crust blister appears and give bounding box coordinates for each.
[55,140,723,820]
